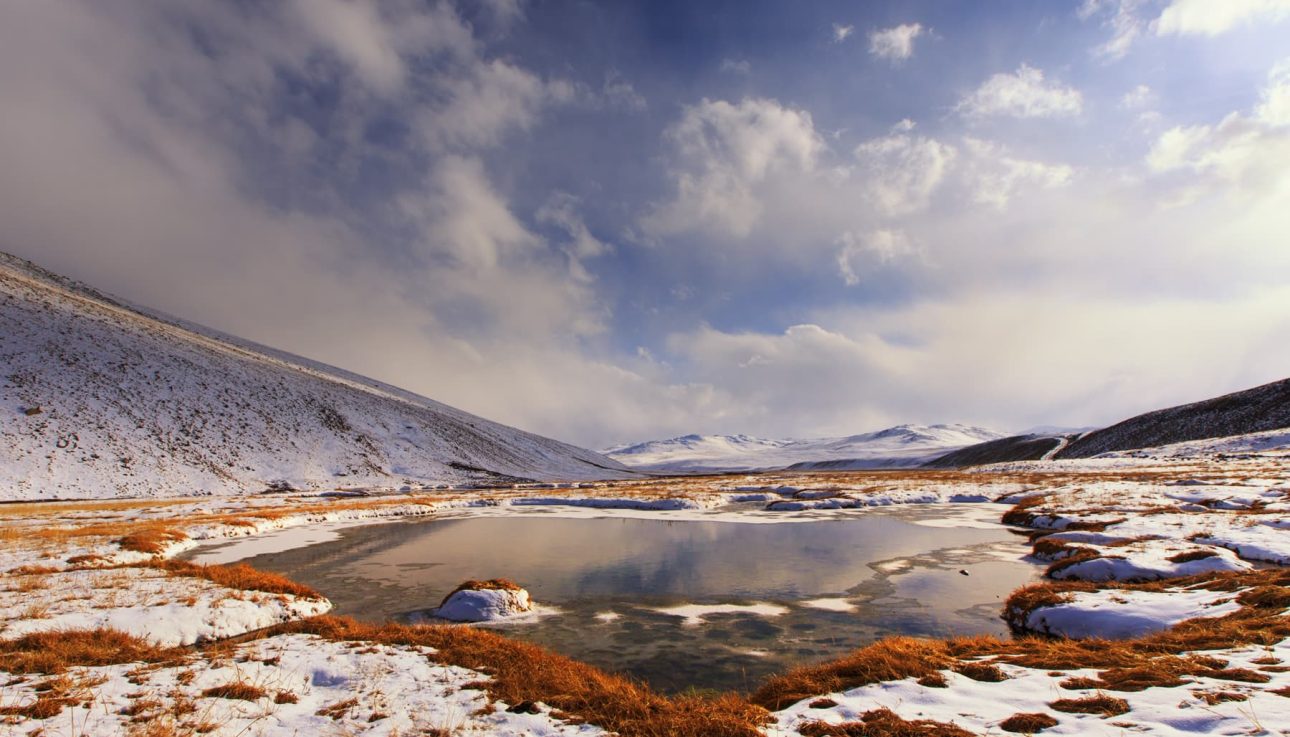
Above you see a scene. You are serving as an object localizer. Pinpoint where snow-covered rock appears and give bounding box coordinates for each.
[436,582,533,622]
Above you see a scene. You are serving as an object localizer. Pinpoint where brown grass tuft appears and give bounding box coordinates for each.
[998,712,1059,733]
[797,708,975,736]
[1048,695,1129,716]
[1167,550,1218,563]
[201,681,267,701]
[952,661,1009,682]
[150,560,323,599]
[117,527,189,554]
[0,629,183,674]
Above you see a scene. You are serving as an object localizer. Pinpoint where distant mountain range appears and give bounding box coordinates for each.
[603,424,1005,473]
[0,253,636,499]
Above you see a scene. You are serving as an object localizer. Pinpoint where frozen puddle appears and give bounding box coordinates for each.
[236,510,1041,693]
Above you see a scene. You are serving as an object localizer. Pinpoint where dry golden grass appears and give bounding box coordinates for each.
[998,712,1059,733]
[118,527,189,554]
[201,681,267,701]
[1047,694,1129,716]
[752,637,956,710]
[0,629,186,674]
[797,708,975,736]
[149,560,323,599]
[267,615,770,737]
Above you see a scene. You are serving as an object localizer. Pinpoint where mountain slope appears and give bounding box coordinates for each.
[922,434,1068,469]
[1057,377,1290,459]
[605,424,1004,473]
[0,253,636,499]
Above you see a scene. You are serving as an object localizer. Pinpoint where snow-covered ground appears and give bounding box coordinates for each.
[0,444,1287,736]
[0,252,637,499]
[603,424,1003,472]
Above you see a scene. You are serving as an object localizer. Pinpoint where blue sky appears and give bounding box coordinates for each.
[2,0,1290,446]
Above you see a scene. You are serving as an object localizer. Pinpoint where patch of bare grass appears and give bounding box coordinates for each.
[1047,694,1129,716]
[151,560,323,599]
[998,712,1059,733]
[797,708,974,736]
[0,629,184,674]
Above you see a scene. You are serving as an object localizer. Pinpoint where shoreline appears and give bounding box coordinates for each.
[1,460,1287,736]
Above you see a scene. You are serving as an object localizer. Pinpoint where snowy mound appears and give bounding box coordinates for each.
[435,581,533,622]
[604,424,1003,473]
[0,253,636,499]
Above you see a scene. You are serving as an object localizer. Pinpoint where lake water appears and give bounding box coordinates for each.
[233,507,1039,692]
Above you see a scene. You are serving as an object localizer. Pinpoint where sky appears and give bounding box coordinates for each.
[2,0,1290,448]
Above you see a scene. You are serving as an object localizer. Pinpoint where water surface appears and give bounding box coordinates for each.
[236,507,1038,692]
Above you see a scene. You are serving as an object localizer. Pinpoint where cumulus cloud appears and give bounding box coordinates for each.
[1156,0,1290,36]
[957,65,1083,118]
[832,23,855,43]
[868,23,924,63]
[1078,0,1149,60]
[641,97,823,238]
[1146,59,1290,199]
[961,138,1074,209]
[852,126,956,216]
[835,229,918,286]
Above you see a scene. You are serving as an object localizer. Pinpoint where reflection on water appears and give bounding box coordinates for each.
[236,509,1038,693]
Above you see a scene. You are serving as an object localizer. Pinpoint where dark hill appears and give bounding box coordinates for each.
[1056,377,1290,459]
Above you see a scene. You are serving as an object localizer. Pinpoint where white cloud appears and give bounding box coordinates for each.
[836,229,918,286]
[962,138,1074,209]
[1079,0,1149,60]
[1156,0,1290,36]
[537,193,611,283]
[1146,60,1290,198]
[852,128,956,216]
[867,23,924,63]
[1121,84,1155,109]
[832,23,855,43]
[957,65,1083,118]
[1258,60,1290,125]
[421,59,572,150]
[641,97,823,238]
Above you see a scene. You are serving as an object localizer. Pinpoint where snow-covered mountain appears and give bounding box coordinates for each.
[604,424,1005,473]
[0,253,637,499]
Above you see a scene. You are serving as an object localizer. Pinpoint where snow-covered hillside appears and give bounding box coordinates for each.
[0,253,636,499]
[604,424,1004,472]
[1058,376,1290,458]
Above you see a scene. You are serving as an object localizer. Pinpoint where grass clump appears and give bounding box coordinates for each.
[202,681,267,701]
[1047,695,1129,716]
[151,560,323,600]
[797,708,974,736]
[0,629,183,674]
[998,712,1059,733]
[117,527,189,554]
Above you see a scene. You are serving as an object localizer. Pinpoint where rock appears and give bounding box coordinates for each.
[436,579,533,622]
[959,569,970,576]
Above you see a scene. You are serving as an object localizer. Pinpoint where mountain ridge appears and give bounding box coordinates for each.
[604,424,1004,473]
[0,253,637,499]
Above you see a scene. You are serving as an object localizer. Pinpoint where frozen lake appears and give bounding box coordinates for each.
[236,507,1040,692]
